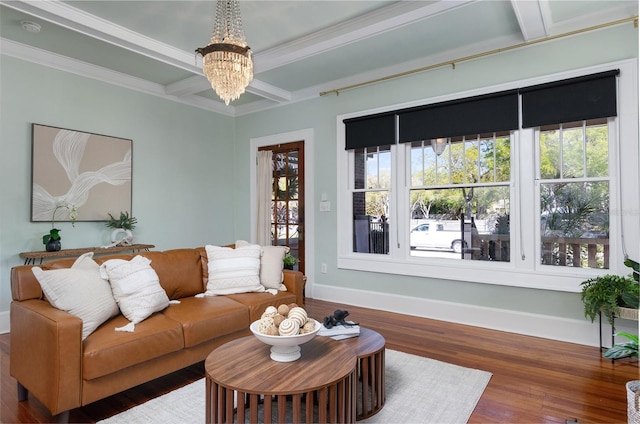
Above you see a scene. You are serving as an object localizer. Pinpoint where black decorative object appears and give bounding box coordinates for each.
[45,238,61,252]
[323,310,359,329]
[43,228,61,252]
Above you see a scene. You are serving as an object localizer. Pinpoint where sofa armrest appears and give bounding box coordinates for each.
[10,299,83,416]
[282,270,306,306]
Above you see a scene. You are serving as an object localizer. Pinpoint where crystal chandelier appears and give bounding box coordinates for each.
[196,0,253,106]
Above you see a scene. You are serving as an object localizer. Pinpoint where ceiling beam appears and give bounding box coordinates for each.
[253,0,476,74]
[510,0,550,41]
[1,0,201,73]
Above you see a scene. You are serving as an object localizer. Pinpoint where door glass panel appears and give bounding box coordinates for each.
[263,142,305,273]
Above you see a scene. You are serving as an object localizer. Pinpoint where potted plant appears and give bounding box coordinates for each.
[283,252,298,270]
[580,259,639,326]
[106,211,137,246]
[42,202,77,252]
[603,331,638,360]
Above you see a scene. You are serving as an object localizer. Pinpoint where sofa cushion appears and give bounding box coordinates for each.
[204,244,265,295]
[135,249,205,299]
[31,252,119,340]
[100,255,170,326]
[226,291,297,323]
[161,296,249,348]
[236,240,289,290]
[260,246,290,290]
[83,312,184,380]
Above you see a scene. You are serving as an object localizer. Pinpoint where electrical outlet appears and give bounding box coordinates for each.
[321,263,327,273]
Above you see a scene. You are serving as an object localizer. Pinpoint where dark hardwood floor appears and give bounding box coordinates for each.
[2,298,637,423]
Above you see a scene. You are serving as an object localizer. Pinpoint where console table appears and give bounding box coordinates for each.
[19,244,155,265]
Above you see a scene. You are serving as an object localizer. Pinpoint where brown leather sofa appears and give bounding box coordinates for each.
[9,247,305,422]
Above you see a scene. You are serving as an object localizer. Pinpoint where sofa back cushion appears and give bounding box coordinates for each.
[11,248,206,303]
[131,249,205,299]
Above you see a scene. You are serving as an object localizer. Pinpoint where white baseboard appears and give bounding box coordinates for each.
[0,311,9,334]
[311,284,615,347]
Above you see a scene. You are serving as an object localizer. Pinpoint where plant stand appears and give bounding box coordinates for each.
[599,309,639,363]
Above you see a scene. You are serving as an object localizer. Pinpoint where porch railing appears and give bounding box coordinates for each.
[468,234,609,268]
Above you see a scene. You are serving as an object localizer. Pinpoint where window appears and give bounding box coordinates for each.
[337,63,637,291]
[538,119,610,269]
[353,146,391,254]
[409,132,511,261]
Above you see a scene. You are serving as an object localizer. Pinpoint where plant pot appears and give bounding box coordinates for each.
[45,239,61,252]
[111,228,133,246]
[627,380,640,424]
[619,307,639,321]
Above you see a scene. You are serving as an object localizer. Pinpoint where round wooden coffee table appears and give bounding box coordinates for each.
[205,335,357,424]
[339,328,386,420]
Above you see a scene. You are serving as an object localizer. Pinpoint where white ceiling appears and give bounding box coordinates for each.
[1,0,637,116]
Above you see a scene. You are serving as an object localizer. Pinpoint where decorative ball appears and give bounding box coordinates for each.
[300,320,316,334]
[287,307,308,327]
[278,318,300,336]
[277,304,290,316]
[273,314,285,327]
[265,326,279,336]
[261,306,278,318]
[257,317,276,334]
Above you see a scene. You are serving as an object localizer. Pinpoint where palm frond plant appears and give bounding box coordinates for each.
[105,211,137,230]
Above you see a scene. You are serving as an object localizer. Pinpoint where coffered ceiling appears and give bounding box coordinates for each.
[1,1,637,116]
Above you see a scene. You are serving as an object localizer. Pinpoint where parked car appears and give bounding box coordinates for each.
[410,222,467,253]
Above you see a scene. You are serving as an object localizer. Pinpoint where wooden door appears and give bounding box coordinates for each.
[259,142,305,274]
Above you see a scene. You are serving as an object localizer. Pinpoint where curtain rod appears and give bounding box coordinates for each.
[319,16,638,97]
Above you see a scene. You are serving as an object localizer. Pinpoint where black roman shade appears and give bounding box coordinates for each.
[344,112,396,150]
[397,90,519,143]
[521,70,619,128]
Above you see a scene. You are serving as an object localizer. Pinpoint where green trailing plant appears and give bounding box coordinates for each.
[603,331,638,360]
[580,274,637,326]
[105,211,137,230]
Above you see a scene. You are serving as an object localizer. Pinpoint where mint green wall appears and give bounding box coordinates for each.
[1,24,637,327]
[0,56,236,313]
[233,24,638,321]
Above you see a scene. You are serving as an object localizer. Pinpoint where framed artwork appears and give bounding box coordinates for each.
[31,124,132,222]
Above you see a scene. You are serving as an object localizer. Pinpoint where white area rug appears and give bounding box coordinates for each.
[98,349,491,424]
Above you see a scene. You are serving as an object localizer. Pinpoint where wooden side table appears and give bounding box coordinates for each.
[339,328,386,420]
[19,243,155,265]
[205,335,357,424]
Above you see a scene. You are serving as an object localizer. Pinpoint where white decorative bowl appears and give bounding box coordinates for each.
[250,319,321,362]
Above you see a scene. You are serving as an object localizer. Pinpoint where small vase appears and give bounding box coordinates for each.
[46,239,61,252]
[111,228,133,246]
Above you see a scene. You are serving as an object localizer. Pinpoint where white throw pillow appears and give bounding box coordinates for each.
[99,255,169,326]
[235,240,289,291]
[204,244,264,295]
[32,252,119,340]
[260,245,290,290]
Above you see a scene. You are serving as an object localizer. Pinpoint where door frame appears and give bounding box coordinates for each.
[250,129,315,293]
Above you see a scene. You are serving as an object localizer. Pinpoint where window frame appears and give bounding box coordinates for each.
[336,60,638,293]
